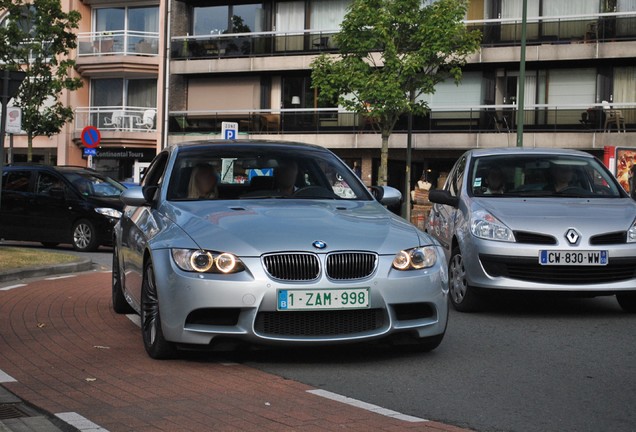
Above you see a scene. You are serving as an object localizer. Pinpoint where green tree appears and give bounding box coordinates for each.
[311,0,480,185]
[0,0,82,162]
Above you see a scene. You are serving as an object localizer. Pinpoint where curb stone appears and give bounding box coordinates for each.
[0,259,93,283]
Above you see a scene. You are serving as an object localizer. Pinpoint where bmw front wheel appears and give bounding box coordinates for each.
[141,260,176,359]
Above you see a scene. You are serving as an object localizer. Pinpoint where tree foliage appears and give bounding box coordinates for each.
[311,0,481,185]
[0,0,82,161]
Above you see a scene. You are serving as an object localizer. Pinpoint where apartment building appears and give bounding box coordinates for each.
[166,0,636,188]
[2,0,635,188]
[1,0,165,182]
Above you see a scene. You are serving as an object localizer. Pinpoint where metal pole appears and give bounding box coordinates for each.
[516,0,527,147]
[403,89,414,222]
[0,69,10,210]
[8,133,13,165]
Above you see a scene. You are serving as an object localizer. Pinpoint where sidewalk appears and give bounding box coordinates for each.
[0,386,69,432]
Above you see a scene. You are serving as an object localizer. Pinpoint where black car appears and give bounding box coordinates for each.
[0,165,125,251]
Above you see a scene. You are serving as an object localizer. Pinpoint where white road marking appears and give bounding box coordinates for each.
[307,389,427,423]
[0,369,17,383]
[45,275,77,280]
[0,284,27,291]
[55,412,110,432]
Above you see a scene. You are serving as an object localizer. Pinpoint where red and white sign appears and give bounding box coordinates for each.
[5,107,22,134]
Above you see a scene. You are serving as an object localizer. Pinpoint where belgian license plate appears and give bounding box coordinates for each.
[277,288,369,311]
[539,250,608,266]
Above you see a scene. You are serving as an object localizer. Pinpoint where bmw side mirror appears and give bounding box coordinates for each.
[429,189,459,208]
[371,185,402,207]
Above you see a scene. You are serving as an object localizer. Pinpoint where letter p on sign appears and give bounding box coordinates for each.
[222,122,238,140]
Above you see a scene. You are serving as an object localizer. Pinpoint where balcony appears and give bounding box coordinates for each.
[471,11,636,47]
[168,104,636,135]
[171,29,338,60]
[74,106,158,147]
[76,31,160,76]
[169,12,636,63]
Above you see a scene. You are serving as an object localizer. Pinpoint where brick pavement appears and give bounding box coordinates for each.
[0,272,470,432]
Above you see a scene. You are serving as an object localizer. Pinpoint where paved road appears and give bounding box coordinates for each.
[238,295,636,432]
[3,244,636,431]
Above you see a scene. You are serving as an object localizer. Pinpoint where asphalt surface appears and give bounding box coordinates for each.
[238,295,636,432]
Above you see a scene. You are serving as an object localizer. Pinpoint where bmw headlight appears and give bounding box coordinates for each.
[628,219,636,243]
[95,207,122,219]
[392,247,437,271]
[471,210,515,242]
[171,249,245,274]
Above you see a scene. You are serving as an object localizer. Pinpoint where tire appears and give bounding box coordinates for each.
[448,247,483,312]
[112,248,134,314]
[72,219,99,252]
[41,242,59,248]
[616,293,636,313]
[141,260,176,359]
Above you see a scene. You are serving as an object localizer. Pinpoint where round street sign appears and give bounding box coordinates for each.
[81,126,101,148]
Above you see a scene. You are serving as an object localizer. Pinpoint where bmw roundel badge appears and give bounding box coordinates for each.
[312,240,327,250]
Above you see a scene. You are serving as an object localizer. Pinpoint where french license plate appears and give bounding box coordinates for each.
[277,288,369,311]
[539,250,608,266]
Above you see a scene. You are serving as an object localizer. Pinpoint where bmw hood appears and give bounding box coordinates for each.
[165,200,420,256]
[475,197,636,234]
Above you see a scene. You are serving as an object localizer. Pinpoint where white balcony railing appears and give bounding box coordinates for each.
[77,31,160,57]
[75,106,157,132]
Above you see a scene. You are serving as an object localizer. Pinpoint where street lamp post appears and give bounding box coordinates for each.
[516,0,528,147]
[0,68,27,209]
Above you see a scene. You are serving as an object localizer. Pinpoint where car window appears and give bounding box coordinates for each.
[166,147,372,201]
[35,172,65,196]
[447,156,466,197]
[61,172,125,197]
[469,154,624,198]
[142,152,169,189]
[2,171,31,192]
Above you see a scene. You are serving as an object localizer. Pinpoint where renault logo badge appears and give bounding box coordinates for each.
[565,229,580,245]
[312,240,327,249]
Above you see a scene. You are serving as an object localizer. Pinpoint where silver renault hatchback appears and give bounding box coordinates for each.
[428,148,636,313]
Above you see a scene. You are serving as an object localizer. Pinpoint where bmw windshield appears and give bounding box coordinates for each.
[166,146,372,201]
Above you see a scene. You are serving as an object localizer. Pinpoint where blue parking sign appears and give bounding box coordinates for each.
[221,122,238,140]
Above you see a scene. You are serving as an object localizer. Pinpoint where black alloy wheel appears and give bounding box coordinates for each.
[141,261,176,359]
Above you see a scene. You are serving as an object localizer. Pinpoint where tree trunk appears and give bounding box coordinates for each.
[378,131,389,186]
[27,133,33,162]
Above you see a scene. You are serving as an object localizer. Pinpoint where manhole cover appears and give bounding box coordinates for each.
[0,403,28,420]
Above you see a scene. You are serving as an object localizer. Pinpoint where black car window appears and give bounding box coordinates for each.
[2,171,31,192]
[142,152,169,189]
[448,156,466,197]
[36,172,64,196]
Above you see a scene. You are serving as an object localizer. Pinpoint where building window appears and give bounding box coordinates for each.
[193,3,267,35]
[95,6,158,33]
[309,0,350,31]
[91,78,157,129]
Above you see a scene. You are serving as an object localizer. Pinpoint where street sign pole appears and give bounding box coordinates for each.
[0,70,10,210]
[0,69,27,210]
